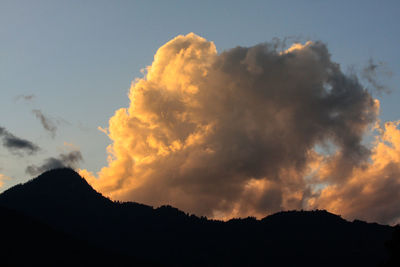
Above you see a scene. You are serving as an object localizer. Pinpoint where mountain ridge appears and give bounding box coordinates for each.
[0,168,396,266]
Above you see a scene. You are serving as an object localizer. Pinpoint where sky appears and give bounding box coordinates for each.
[1,0,400,224]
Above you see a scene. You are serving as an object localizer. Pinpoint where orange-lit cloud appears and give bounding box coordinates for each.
[308,121,400,224]
[81,33,400,224]
[0,173,11,189]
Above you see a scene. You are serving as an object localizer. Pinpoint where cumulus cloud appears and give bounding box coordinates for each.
[26,151,83,176]
[81,33,399,224]
[32,109,58,138]
[0,127,40,155]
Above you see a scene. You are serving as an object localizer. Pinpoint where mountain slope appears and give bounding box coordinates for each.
[0,205,155,266]
[0,168,395,266]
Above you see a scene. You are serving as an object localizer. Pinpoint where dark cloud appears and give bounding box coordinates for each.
[26,151,83,176]
[32,109,57,138]
[0,127,40,155]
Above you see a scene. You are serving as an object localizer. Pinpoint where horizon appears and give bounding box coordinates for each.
[0,167,352,222]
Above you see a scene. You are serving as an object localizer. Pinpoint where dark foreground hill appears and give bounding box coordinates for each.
[0,205,154,266]
[0,168,397,266]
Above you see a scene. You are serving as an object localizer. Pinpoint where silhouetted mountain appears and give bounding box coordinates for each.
[0,205,153,266]
[0,168,395,266]
[381,225,400,267]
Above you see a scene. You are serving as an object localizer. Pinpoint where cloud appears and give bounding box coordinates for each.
[0,127,40,155]
[362,59,392,93]
[32,109,58,138]
[0,173,11,189]
[81,33,399,224]
[26,151,83,176]
[15,94,35,102]
[307,121,400,225]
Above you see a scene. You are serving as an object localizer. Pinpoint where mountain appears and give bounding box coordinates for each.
[0,205,142,266]
[0,168,396,266]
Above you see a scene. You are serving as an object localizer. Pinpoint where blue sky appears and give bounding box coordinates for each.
[1,0,400,190]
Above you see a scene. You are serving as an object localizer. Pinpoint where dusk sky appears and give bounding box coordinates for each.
[2,0,400,224]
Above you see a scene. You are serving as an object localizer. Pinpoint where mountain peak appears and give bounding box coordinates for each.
[1,168,96,198]
[29,167,88,186]
[0,168,112,216]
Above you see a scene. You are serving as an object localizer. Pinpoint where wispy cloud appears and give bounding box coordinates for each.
[14,94,35,102]
[32,109,58,138]
[362,59,392,94]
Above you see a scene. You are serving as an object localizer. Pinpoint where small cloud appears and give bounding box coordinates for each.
[26,151,83,176]
[32,109,58,138]
[15,94,35,102]
[0,126,40,155]
[362,59,392,94]
[63,142,80,151]
[97,126,109,135]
